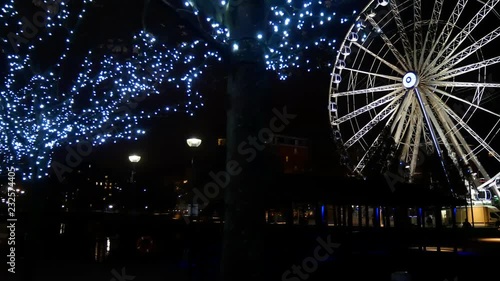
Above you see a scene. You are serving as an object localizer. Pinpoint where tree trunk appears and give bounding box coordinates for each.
[222,1,270,280]
[21,179,59,281]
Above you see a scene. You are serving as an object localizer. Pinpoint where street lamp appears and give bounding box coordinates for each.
[128,154,141,214]
[186,138,202,148]
[186,138,201,219]
[129,154,141,183]
[129,155,141,163]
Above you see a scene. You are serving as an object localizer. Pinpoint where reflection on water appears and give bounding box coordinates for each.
[94,236,111,262]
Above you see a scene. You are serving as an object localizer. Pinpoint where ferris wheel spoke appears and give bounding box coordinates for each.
[331,83,402,98]
[406,114,423,182]
[427,86,500,118]
[354,105,402,174]
[434,26,500,73]
[426,90,470,167]
[413,0,423,69]
[365,17,409,70]
[430,55,500,81]
[389,0,414,68]
[428,0,500,72]
[332,89,403,125]
[354,131,386,174]
[423,0,468,75]
[418,0,444,73]
[439,110,475,165]
[464,86,488,123]
[484,119,500,143]
[344,96,404,149]
[421,91,468,185]
[390,93,413,136]
[352,42,406,75]
[470,121,500,163]
[401,108,419,158]
[343,67,401,81]
[444,111,490,179]
[430,95,500,162]
[347,69,360,92]
[428,81,500,88]
[427,93,493,177]
[394,99,416,146]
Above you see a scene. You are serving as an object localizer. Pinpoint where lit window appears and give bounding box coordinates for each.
[285,156,289,162]
[217,138,226,146]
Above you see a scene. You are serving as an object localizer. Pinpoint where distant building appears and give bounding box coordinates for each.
[271,135,310,174]
[58,163,124,213]
[213,135,310,174]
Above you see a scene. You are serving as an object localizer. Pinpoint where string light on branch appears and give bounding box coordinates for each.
[0,1,220,180]
[1,0,358,180]
[192,0,358,79]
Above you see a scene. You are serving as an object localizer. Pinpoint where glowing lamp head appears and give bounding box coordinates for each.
[186,138,202,148]
[129,155,141,163]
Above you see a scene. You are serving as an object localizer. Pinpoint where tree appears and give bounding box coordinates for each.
[0,0,221,181]
[1,0,359,178]
[1,0,360,280]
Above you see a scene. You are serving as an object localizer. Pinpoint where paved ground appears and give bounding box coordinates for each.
[2,222,500,281]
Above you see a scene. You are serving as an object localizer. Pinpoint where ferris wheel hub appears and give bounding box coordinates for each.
[403,72,419,89]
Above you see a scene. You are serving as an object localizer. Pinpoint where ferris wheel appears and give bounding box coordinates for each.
[329,0,500,189]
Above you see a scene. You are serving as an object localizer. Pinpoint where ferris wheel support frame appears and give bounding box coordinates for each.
[403,71,454,191]
[413,81,455,195]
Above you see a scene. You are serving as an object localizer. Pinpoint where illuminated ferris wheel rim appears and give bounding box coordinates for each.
[328,0,500,186]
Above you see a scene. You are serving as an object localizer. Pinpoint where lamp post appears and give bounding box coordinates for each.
[186,138,201,219]
[128,154,141,213]
[129,154,141,183]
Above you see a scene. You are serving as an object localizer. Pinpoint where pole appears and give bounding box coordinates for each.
[469,179,475,227]
[190,155,195,220]
[130,163,136,213]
